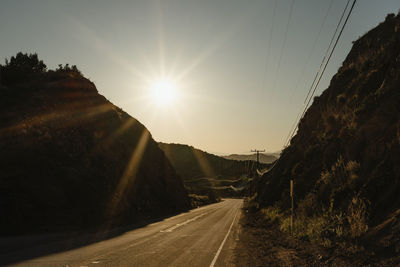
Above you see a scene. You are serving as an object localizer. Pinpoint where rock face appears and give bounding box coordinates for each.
[0,67,190,235]
[257,13,400,232]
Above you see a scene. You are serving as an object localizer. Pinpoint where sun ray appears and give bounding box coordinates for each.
[190,147,215,178]
[68,17,152,84]
[169,105,189,136]
[173,13,251,83]
[174,33,231,83]
[0,102,114,136]
[105,129,150,222]
[155,0,166,77]
[103,117,137,147]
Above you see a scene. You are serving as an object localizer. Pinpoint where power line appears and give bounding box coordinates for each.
[283,0,334,147]
[273,0,295,90]
[283,110,302,147]
[261,0,278,89]
[303,0,352,105]
[283,0,357,148]
[297,0,334,102]
[304,0,356,112]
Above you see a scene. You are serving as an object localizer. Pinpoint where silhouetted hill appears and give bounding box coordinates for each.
[158,142,268,202]
[223,153,278,164]
[158,142,266,180]
[254,13,400,256]
[0,54,190,235]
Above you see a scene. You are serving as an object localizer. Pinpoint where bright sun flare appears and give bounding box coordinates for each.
[150,79,178,106]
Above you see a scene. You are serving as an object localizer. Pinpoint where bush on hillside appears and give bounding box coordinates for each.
[0,52,85,86]
[0,52,46,85]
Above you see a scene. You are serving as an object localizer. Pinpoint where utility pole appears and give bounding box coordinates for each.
[251,149,265,168]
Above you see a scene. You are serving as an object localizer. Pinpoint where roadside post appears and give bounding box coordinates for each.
[290,179,294,235]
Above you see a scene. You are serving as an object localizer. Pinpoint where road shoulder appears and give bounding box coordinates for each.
[234,207,334,266]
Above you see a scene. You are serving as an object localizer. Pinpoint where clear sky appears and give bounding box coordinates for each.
[1,0,398,155]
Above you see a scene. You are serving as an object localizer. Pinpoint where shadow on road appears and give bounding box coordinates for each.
[0,209,190,266]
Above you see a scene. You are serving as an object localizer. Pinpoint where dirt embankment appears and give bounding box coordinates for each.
[235,201,400,266]
[253,12,400,260]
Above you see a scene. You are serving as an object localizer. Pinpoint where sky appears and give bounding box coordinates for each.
[0,0,399,155]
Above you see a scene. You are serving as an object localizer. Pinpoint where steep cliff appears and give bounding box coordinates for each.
[0,58,190,235]
[256,13,400,248]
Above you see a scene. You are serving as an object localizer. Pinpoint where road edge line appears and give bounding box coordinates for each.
[209,205,240,267]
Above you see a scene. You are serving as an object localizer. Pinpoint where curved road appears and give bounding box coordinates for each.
[3,199,243,267]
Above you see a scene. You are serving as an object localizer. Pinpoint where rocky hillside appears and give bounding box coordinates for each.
[256,13,400,251]
[0,54,190,236]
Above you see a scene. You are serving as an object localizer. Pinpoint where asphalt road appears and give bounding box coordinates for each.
[3,199,243,267]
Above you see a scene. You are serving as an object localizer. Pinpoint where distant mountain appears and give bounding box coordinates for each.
[223,153,278,164]
[254,13,400,254]
[0,53,190,235]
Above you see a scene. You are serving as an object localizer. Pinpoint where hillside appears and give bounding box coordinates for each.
[158,142,268,202]
[0,54,190,236]
[253,13,400,259]
[223,153,278,164]
[158,142,266,180]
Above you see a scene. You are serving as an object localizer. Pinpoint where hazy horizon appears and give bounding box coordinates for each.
[1,0,399,154]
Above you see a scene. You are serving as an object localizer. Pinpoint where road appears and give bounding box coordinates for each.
[2,199,243,267]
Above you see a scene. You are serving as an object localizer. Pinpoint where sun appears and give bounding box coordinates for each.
[150,79,179,106]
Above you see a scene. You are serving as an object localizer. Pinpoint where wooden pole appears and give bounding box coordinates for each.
[251,149,265,169]
[290,179,294,235]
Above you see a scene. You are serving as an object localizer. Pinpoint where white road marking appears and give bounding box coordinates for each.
[209,206,239,267]
[160,212,208,232]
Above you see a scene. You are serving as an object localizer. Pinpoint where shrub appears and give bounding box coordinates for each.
[347,197,369,238]
[385,13,395,21]
[188,194,211,207]
[280,215,329,243]
[1,52,46,85]
[336,93,346,105]
[316,157,361,212]
[279,211,348,247]
[297,192,320,217]
[261,206,282,224]
[246,193,260,212]
[56,63,81,74]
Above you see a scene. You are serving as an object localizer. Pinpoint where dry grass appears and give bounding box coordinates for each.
[261,206,283,224]
[347,197,369,238]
